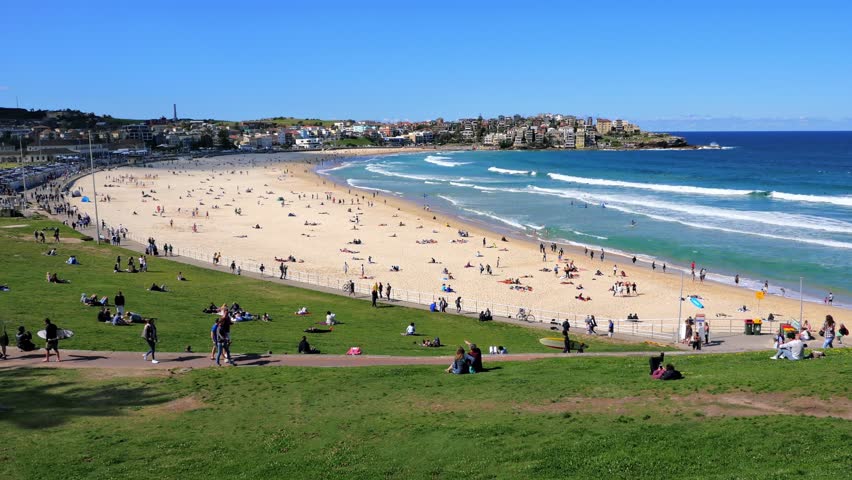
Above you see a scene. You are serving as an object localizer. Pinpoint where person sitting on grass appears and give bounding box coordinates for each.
[402,322,416,336]
[325,311,337,326]
[445,347,475,374]
[97,308,112,323]
[298,335,320,354]
[124,312,147,324]
[177,272,187,281]
[47,272,68,284]
[771,331,804,361]
[658,364,683,380]
[44,248,57,256]
[464,340,483,373]
[111,312,131,326]
[262,312,271,322]
[651,365,666,379]
[149,283,168,292]
[16,326,36,352]
[202,303,218,314]
[65,255,79,265]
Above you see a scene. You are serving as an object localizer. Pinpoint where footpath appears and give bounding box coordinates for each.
[1,348,687,370]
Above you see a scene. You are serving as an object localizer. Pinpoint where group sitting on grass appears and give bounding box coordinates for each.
[81,293,107,307]
[205,302,260,322]
[648,352,683,380]
[445,340,483,374]
[16,326,36,351]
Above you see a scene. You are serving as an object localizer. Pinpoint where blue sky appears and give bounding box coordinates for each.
[1,0,850,130]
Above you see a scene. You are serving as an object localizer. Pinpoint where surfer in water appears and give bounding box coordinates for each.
[630,220,636,227]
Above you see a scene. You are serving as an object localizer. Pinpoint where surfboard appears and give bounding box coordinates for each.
[689,297,704,309]
[539,337,583,350]
[37,329,74,340]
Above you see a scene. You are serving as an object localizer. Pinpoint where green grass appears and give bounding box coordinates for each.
[0,218,660,355]
[1,350,849,479]
[0,161,27,170]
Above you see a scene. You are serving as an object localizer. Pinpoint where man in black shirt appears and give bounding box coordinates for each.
[114,291,126,316]
[44,318,60,362]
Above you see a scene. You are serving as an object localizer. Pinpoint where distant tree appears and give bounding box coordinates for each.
[498,139,514,149]
[217,129,234,149]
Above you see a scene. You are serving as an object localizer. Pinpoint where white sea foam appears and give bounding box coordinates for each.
[769,192,852,207]
[424,181,440,185]
[460,208,526,230]
[424,155,470,167]
[547,173,755,196]
[488,166,534,175]
[346,179,402,195]
[437,195,462,206]
[525,224,545,230]
[450,182,475,188]
[316,161,356,174]
[365,163,444,182]
[526,186,852,234]
[601,203,852,250]
[572,230,609,240]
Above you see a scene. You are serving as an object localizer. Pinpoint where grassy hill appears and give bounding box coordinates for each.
[0,217,655,355]
[1,350,849,479]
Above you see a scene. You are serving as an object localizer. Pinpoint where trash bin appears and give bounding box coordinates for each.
[744,319,754,335]
[753,318,762,335]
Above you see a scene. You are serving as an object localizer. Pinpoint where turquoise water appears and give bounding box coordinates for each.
[322,132,852,306]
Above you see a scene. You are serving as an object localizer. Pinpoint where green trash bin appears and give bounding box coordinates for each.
[744,319,754,335]
[753,319,763,335]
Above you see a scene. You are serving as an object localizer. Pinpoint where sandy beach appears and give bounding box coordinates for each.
[67,149,843,337]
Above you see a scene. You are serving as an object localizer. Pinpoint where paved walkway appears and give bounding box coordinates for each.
[0,348,687,370]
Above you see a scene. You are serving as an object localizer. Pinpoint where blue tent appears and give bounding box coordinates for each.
[81,196,91,202]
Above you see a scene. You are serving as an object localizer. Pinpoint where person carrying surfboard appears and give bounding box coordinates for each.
[43,318,60,363]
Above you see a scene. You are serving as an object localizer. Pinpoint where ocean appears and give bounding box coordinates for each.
[321,132,852,307]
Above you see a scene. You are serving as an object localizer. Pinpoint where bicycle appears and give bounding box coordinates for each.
[516,309,536,323]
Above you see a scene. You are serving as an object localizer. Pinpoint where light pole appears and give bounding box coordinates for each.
[89,133,101,244]
[18,133,28,198]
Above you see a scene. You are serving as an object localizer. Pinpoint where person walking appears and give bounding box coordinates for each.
[385,283,392,301]
[43,318,61,363]
[608,319,614,338]
[142,318,159,364]
[371,283,378,307]
[259,263,265,276]
[455,296,462,313]
[562,331,571,353]
[279,263,285,279]
[114,291,126,316]
[821,315,836,348]
[216,317,236,366]
[0,323,8,359]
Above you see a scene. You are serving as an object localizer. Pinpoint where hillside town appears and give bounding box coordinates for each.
[1,107,688,166]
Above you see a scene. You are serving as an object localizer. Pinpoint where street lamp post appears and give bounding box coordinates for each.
[89,133,101,244]
[18,134,28,201]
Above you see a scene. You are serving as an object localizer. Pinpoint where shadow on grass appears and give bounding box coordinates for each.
[0,367,171,429]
